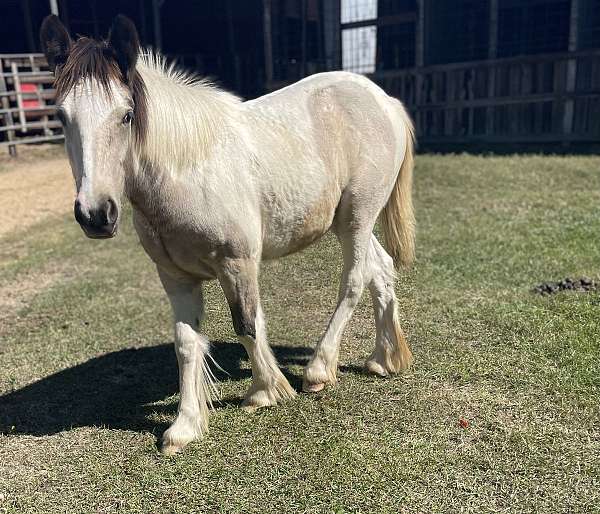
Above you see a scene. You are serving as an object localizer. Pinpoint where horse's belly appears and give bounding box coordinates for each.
[261,191,338,259]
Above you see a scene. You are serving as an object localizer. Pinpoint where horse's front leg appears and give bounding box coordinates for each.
[218,258,296,410]
[158,268,213,455]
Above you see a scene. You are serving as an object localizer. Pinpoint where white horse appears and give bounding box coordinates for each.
[40,14,416,455]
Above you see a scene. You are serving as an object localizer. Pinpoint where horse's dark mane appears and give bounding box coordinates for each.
[54,36,147,144]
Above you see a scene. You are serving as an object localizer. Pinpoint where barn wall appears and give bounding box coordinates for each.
[2,0,600,148]
[371,0,600,147]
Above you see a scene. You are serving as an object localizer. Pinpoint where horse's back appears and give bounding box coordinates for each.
[249,71,405,170]
[268,71,406,160]
[248,71,390,108]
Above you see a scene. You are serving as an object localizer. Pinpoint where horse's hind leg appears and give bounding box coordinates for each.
[302,221,372,392]
[218,258,296,410]
[364,234,413,376]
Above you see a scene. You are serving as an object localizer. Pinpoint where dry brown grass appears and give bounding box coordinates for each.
[0,144,72,238]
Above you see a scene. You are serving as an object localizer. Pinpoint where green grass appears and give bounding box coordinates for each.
[1,154,599,513]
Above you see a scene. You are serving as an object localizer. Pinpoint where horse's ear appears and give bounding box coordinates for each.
[40,15,72,73]
[108,15,140,83]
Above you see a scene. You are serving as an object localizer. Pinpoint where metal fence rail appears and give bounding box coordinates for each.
[0,53,63,155]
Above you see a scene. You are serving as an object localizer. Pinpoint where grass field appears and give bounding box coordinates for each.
[1,153,599,513]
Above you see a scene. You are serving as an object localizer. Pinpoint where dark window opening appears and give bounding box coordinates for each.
[378,0,417,16]
[497,0,570,57]
[426,0,490,65]
[377,23,415,70]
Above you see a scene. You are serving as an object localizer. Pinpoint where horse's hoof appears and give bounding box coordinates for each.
[241,393,274,411]
[364,359,389,377]
[160,416,205,456]
[161,442,184,456]
[303,358,336,393]
[302,380,326,393]
[242,375,296,409]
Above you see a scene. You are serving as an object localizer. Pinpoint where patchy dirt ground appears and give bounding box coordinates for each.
[0,144,72,238]
[533,277,598,295]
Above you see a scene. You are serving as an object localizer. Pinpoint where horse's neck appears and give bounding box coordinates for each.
[125,118,242,217]
[134,65,242,177]
[125,156,167,211]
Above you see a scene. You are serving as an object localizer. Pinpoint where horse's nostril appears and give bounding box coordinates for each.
[73,198,119,239]
[74,198,117,238]
[105,198,118,225]
[100,210,109,226]
[74,199,86,225]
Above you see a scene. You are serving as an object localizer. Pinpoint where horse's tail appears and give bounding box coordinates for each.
[380,104,416,270]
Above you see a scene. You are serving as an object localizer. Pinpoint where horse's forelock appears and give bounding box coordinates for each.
[54,36,147,144]
[54,37,119,100]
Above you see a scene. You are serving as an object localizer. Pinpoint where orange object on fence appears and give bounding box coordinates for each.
[20,83,39,108]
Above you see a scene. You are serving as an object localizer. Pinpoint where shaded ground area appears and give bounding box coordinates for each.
[0,154,599,513]
[0,342,312,437]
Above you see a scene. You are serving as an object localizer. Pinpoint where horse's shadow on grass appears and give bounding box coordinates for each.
[0,341,312,437]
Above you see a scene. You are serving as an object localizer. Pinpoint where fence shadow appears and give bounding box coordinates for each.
[0,341,312,437]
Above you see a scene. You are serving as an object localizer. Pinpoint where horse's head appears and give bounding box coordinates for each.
[40,15,146,239]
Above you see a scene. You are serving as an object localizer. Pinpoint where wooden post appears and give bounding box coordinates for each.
[138,0,148,44]
[153,0,163,51]
[58,0,69,29]
[22,0,35,53]
[91,0,99,38]
[30,55,51,136]
[322,0,340,70]
[415,0,425,68]
[0,57,17,156]
[315,0,324,69]
[563,0,580,138]
[415,0,426,136]
[488,0,498,59]
[263,0,274,88]
[12,62,27,133]
[301,0,307,77]
[226,0,241,92]
[486,0,498,137]
[49,0,59,16]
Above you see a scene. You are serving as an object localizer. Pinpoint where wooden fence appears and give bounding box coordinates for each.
[0,53,63,155]
[3,49,600,153]
[372,49,600,146]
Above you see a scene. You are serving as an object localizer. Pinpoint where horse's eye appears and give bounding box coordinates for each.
[122,110,134,125]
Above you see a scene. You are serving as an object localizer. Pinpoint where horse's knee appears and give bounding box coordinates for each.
[217,258,260,340]
[175,321,196,339]
[229,299,257,339]
[174,322,199,361]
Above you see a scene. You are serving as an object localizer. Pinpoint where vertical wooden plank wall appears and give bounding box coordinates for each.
[486,0,498,138]
[365,0,600,146]
[563,0,580,137]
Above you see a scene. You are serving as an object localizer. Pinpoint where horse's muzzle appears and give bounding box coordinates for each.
[74,198,118,239]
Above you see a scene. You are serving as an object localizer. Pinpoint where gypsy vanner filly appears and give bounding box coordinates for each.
[40,15,416,455]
